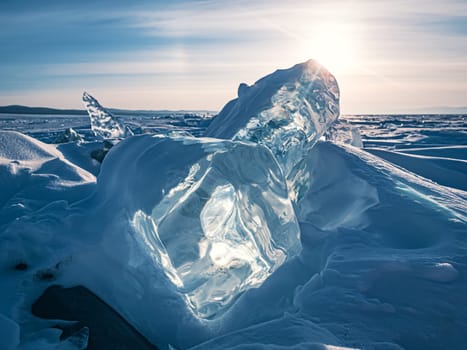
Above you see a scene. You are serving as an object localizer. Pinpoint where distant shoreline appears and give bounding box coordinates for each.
[0,105,215,116]
[0,105,87,115]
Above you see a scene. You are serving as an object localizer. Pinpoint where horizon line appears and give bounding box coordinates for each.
[1,103,466,116]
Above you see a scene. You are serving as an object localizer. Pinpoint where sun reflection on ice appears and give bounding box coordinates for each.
[130,138,300,319]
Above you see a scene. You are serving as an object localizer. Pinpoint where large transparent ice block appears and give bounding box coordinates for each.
[206,59,340,200]
[99,135,301,319]
[82,92,132,139]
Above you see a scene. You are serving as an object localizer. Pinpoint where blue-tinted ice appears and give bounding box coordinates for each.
[82,92,132,139]
[206,59,339,201]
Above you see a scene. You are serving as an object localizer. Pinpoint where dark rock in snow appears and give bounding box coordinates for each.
[14,262,28,271]
[90,140,114,163]
[32,285,158,350]
[90,148,108,163]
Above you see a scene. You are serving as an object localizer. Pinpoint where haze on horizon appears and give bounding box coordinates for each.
[0,0,466,114]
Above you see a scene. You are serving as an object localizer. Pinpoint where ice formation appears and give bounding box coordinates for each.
[93,60,340,319]
[82,92,132,139]
[54,127,82,144]
[111,61,341,318]
[326,121,363,148]
[206,59,339,200]
[97,135,300,319]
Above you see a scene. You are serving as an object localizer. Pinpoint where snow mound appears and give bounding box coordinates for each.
[297,142,379,231]
[0,313,19,350]
[82,92,132,139]
[0,130,95,230]
[0,130,59,162]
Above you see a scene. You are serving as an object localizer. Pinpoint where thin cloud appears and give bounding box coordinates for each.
[0,0,465,112]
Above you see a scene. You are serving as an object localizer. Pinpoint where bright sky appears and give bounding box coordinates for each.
[0,0,466,113]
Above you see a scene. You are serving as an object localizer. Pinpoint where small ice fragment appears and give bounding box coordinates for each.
[326,121,363,148]
[55,127,82,144]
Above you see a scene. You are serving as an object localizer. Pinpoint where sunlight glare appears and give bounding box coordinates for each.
[298,22,358,74]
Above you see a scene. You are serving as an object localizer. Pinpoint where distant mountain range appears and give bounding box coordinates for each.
[0,105,215,116]
[0,105,87,115]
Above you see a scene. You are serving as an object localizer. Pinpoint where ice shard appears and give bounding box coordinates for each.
[206,59,339,200]
[82,92,132,140]
[97,135,301,319]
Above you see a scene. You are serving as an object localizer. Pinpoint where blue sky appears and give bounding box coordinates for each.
[0,0,466,113]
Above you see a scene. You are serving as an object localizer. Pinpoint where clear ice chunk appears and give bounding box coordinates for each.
[93,60,339,319]
[82,92,132,140]
[325,120,363,148]
[102,135,301,319]
[206,59,340,200]
[54,127,82,144]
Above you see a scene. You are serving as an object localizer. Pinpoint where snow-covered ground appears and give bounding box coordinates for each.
[0,61,466,350]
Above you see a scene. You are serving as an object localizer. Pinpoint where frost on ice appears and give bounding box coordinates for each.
[206,59,339,200]
[98,135,300,319]
[82,91,132,139]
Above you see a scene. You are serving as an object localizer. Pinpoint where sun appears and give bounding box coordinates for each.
[297,22,358,74]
